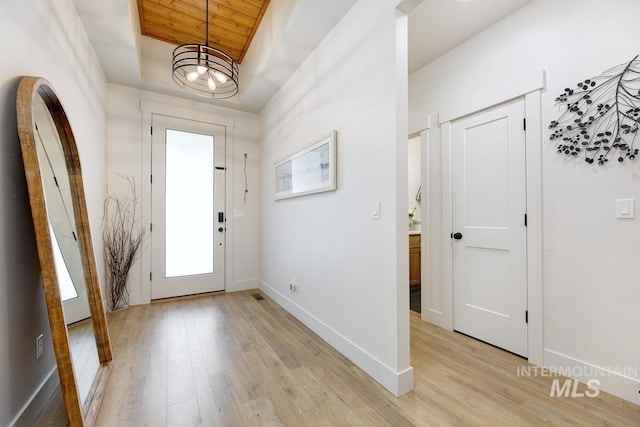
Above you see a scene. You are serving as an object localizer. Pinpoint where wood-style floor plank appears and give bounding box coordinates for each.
[35,291,640,426]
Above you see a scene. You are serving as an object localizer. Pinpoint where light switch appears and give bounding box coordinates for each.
[616,199,635,219]
[371,202,381,220]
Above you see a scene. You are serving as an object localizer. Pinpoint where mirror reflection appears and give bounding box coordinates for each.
[33,95,99,404]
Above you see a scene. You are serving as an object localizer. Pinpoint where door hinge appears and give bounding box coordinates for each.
[150,174,153,184]
[524,213,528,227]
[150,126,153,135]
[149,272,152,281]
[53,176,59,187]
[525,310,528,323]
[150,223,153,232]
[523,118,527,131]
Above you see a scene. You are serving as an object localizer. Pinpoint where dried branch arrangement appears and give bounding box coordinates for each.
[550,55,640,165]
[103,175,147,310]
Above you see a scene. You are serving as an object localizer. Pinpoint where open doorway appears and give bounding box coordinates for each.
[408,134,422,313]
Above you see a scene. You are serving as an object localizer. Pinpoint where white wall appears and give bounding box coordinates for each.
[0,1,107,424]
[106,84,261,305]
[259,0,413,396]
[409,0,640,404]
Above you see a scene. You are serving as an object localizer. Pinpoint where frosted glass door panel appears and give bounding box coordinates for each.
[164,129,215,278]
[50,222,79,301]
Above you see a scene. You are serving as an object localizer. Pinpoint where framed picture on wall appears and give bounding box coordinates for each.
[274,130,337,200]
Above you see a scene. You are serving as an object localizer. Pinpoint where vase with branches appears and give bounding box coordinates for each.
[103,175,147,311]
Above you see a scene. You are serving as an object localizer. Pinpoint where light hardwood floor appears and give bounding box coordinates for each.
[67,319,100,405]
[37,290,640,426]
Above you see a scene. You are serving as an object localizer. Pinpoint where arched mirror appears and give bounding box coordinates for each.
[16,76,112,426]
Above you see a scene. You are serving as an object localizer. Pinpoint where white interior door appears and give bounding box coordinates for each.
[151,115,226,300]
[452,98,528,357]
[34,100,90,324]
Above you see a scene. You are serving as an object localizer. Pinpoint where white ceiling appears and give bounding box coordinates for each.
[72,0,534,113]
[408,0,533,74]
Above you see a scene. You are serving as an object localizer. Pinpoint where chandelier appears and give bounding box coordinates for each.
[171,0,239,98]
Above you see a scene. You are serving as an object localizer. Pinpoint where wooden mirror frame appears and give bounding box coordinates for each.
[16,76,112,426]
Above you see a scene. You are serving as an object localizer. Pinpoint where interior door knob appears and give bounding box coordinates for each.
[218,227,224,232]
[452,232,463,240]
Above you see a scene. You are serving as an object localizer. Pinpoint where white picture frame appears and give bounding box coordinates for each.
[274,130,337,200]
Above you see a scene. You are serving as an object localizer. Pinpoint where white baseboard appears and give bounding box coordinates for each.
[10,366,59,427]
[544,349,640,405]
[421,308,450,331]
[127,279,259,306]
[228,279,259,293]
[259,280,414,397]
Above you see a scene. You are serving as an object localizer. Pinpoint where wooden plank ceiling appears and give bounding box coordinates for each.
[137,0,271,64]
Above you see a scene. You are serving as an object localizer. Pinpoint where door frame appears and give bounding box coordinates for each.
[409,124,431,326]
[440,70,545,365]
[137,100,235,305]
[149,115,227,299]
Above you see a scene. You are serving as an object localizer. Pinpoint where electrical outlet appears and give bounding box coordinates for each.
[289,277,298,293]
[36,334,44,360]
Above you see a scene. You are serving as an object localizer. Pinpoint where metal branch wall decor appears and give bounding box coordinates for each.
[550,55,640,165]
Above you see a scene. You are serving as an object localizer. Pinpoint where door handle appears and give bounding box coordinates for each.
[451,232,463,240]
[218,227,224,232]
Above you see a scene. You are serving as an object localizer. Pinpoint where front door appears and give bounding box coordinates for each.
[451,98,528,357]
[150,115,226,300]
